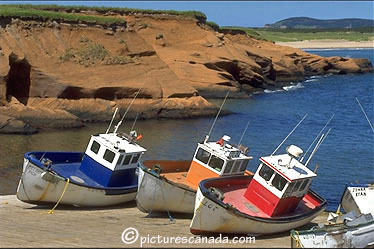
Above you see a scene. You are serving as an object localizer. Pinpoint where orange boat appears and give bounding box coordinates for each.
[136,134,253,215]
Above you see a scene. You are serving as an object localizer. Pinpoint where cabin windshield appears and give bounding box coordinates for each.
[195,147,225,173]
[272,173,287,192]
[259,164,274,181]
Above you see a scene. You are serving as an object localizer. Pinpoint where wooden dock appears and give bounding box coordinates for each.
[0,195,329,248]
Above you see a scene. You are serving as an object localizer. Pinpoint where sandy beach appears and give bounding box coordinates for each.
[0,195,330,248]
[276,39,374,49]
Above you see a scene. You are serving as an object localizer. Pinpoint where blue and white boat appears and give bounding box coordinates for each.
[16,106,147,207]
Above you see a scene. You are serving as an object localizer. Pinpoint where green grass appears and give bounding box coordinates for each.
[221,26,374,42]
[59,43,133,66]
[0,5,126,26]
[1,4,207,22]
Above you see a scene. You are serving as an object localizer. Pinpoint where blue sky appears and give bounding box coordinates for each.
[3,1,374,27]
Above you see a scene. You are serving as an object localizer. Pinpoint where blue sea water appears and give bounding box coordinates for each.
[1,49,373,212]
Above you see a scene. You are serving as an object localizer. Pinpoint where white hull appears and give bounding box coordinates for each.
[17,160,137,207]
[136,166,196,214]
[341,184,374,216]
[291,215,374,248]
[190,188,325,235]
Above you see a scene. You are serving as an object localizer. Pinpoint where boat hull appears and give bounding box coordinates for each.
[136,163,196,214]
[290,215,374,248]
[190,176,327,235]
[17,158,137,207]
[340,183,374,216]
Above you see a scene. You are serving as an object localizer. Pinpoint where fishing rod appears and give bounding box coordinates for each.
[271,114,308,156]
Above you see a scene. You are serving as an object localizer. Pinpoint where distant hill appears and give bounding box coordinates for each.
[265,17,374,29]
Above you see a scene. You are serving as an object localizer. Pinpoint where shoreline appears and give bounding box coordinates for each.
[0,194,329,247]
[276,39,374,49]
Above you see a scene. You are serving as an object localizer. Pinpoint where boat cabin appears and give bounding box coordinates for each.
[186,135,253,186]
[244,145,317,217]
[79,132,146,187]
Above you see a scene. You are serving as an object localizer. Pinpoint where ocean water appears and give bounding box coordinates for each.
[0,49,373,212]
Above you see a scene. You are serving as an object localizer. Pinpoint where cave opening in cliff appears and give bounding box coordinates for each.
[6,53,31,105]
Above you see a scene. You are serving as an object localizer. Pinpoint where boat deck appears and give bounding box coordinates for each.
[161,172,197,191]
[51,163,104,188]
[221,184,319,219]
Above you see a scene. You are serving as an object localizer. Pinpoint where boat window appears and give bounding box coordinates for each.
[259,164,274,181]
[285,181,297,195]
[299,179,310,192]
[292,180,302,192]
[103,149,115,163]
[131,153,141,164]
[122,154,132,165]
[240,159,249,172]
[208,155,224,172]
[90,140,101,154]
[224,161,234,174]
[117,155,124,166]
[272,173,287,192]
[195,148,211,165]
[233,161,241,173]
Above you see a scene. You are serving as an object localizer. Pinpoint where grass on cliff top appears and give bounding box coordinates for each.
[222,26,374,42]
[0,5,126,26]
[1,4,207,21]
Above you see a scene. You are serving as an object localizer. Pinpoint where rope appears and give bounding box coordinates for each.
[42,178,70,215]
[290,230,304,248]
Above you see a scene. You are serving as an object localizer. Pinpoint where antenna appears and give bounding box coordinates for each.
[301,114,334,162]
[206,91,230,140]
[305,128,331,167]
[114,87,142,134]
[106,107,118,134]
[130,113,139,132]
[356,97,374,133]
[238,120,250,145]
[271,114,308,156]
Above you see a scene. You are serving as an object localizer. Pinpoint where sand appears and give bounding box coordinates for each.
[0,195,330,248]
[276,39,374,49]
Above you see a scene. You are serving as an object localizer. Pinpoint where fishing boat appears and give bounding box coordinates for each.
[137,135,253,215]
[17,92,147,207]
[136,94,253,215]
[339,183,374,216]
[190,115,330,235]
[290,212,374,248]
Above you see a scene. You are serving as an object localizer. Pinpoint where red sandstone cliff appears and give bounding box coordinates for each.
[0,12,372,134]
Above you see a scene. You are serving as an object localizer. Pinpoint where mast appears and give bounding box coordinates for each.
[356,97,374,133]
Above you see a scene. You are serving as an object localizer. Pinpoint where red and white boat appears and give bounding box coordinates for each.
[190,116,330,235]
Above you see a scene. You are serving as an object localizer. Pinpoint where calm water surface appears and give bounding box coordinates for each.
[1,49,373,211]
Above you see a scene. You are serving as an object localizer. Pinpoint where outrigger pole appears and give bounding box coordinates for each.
[114,87,142,134]
[301,114,335,162]
[205,91,230,142]
[271,114,308,156]
[356,97,374,133]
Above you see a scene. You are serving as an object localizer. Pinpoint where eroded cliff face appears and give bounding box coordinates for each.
[0,14,372,133]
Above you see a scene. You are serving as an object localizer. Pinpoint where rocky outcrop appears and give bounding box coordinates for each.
[0,15,372,134]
